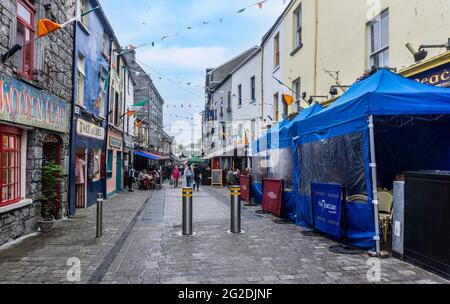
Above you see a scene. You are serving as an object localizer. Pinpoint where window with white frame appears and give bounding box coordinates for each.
[237,84,242,106]
[293,4,302,50]
[273,93,279,122]
[274,33,280,68]
[368,10,389,69]
[250,76,256,102]
[293,78,301,106]
[77,53,85,106]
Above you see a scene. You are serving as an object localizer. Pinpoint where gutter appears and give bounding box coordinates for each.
[68,20,77,217]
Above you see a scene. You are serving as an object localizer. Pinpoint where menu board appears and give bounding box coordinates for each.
[212,169,223,187]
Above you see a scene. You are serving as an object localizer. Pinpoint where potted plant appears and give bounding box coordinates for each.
[38,162,63,233]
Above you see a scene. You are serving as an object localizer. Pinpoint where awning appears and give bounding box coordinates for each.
[134,151,160,160]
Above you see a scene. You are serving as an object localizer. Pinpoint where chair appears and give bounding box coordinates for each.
[347,194,369,203]
[378,191,394,243]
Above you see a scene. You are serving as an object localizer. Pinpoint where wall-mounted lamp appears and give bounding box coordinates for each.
[406,38,450,62]
[308,95,328,105]
[329,85,351,96]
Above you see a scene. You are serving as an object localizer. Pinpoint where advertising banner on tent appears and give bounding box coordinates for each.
[262,179,283,216]
[311,183,345,240]
[240,175,251,202]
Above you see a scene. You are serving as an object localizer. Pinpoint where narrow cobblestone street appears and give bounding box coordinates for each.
[0,185,447,284]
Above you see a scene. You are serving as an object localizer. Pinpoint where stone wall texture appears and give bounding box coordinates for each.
[0,0,75,247]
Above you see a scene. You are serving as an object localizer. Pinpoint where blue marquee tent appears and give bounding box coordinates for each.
[250,104,324,215]
[293,69,450,252]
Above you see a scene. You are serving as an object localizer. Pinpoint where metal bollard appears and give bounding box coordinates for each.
[230,186,242,234]
[96,193,104,238]
[182,188,193,235]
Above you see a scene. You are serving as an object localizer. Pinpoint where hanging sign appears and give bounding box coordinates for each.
[109,136,122,149]
[0,74,70,133]
[77,119,105,140]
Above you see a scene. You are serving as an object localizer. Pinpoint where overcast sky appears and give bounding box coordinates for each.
[99,0,289,147]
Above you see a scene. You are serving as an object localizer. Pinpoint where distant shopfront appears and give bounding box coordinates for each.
[71,118,106,210]
[0,74,71,246]
[107,129,123,197]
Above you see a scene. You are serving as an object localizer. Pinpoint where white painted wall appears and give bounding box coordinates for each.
[262,21,286,130]
[231,50,262,149]
[124,70,135,136]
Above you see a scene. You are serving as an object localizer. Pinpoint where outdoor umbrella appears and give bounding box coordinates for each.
[188,156,204,165]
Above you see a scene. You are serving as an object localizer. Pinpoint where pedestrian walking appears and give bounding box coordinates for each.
[171,166,180,188]
[184,165,194,188]
[128,164,136,192]
[193,165,202,192]
[226,169,234,186]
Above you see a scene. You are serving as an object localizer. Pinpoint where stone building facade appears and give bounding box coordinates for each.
[124,50,165,153]
[0,0,75,246]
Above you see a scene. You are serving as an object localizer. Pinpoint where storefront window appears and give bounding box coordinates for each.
[91,148,102,182]
[0,126,22,207]
[16,0,35,80]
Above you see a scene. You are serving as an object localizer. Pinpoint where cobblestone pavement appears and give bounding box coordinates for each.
[0,190,152,284]
[102,186,448,284]
[0,185,448,284]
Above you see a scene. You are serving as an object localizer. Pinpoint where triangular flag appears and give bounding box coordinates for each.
[283,94,294,106]
[134,99,148,107]
[127,110,138,117]
[37,19,62,37]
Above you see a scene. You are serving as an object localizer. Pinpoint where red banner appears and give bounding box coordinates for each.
[262,178,283,216]
[240,175,251,202]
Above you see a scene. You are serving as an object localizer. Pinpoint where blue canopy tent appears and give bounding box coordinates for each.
[293,69,450,253]
[250,105,324,215]
[278,103,324,221]
[250,138,264,204]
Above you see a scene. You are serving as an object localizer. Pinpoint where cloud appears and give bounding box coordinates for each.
[136,45,230,71]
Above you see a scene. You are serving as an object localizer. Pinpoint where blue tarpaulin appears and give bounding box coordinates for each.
[294,69,450,250]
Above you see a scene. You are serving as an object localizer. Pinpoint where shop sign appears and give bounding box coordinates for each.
[311,183,344,240]
[410,62,450,88]
[110,136,122,149]
[77,119,105,140]
[0,74,70,133]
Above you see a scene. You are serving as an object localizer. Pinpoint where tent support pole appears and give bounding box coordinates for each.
[368,115,381,255]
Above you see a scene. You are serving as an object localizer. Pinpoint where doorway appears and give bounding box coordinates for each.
[42,134,62,218]
[75,148,87,209]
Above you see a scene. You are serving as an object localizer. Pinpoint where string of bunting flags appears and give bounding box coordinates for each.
[122,0,276,51]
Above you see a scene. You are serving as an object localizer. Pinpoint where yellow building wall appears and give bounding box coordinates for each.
[281,0,450,109]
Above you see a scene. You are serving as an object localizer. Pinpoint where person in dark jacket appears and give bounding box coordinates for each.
[193,165,202,191]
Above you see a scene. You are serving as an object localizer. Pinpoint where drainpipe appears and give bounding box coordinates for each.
[313,0,319,95]
[103,38,114,198]
[68,21,77,217]
[260,46,264,136]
